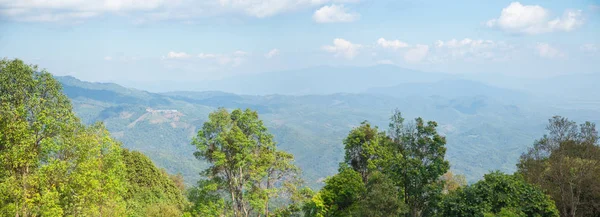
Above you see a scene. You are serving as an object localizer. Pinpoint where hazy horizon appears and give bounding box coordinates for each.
[2,0,599,95]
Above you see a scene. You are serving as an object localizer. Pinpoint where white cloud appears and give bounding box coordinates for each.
[265,49,280,58]
[0,0,360,22]
[433,38,512,61]
[486,2,584,35]
[164,50,248,66]
[377,38,409,50]
[165,51,192,59]
[322,38,361,59]
[404,44,429,63]
[104,56,113,61]
[580,43,598,52]
[536,43,564,58]
[313,4,359,23]
[233,50,249,56]
[220,0,358,18]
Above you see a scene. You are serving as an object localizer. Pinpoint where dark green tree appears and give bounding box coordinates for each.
[357,171,406,217]
[388,110,450,217]
[439,171,558,217]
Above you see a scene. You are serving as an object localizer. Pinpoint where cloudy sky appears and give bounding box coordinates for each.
[0,0,599,89]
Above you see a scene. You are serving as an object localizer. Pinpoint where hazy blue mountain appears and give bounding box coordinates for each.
[55,75,600,188]
[171,65,451,95]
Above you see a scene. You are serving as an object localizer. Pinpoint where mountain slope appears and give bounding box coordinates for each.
[56,75,599,187]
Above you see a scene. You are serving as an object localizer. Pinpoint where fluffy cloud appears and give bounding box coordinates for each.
[265,49,280,58]
[536,43,564,58]
[486,2,584,34]
[403,45,429,63]
[0,0,360,22]
[313,4,359,23]
[322,38,361,59]
[233,50,249,56]
[164,50,248,66]
[433,38,512,61]
[103,56,113,61]
[198,53,219,59]
[377,38,409,50]
[165,51,192,59]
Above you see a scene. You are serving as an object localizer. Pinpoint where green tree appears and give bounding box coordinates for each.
[191,108,302,217]
[343,121,391,184]
[518,116,600,217]
[187,179,229,217]
[58,123,128,216]
[357,171,406,217]
[0,59,128,216]
[0,58,76,216]
[304,165,365,217]
[388,110,450,217]
[439,171,558,217]
[121,149,188,216]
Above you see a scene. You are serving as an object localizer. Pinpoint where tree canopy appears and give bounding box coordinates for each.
[0,59,188,216]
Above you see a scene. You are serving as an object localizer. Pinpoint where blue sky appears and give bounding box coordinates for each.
[0,0,599,90]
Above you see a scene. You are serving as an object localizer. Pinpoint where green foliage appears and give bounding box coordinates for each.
[484,207,526,217]
[121,149,188,216]
[0,59,187,216]
[343,121,391,183]
[440,171,558,217]
[518,116,600,217]
[191,108,304,217]
[187,179,229,217]
[389,110,450,217]
[0,58,78,216]
[305,165,365,217]
[357,171,406,217]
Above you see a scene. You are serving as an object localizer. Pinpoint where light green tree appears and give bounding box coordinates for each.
[0,59,128,216]
[191,108,302,217]
[121,148,188,216]
[0,58,78,216]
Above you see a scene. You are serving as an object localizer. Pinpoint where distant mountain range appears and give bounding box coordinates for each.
[55,69,600,187]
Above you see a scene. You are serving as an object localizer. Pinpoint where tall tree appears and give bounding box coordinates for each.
[343,121,391,184]
[0,58,78,216]
[388,110,450,217]
[191,108,302,217]
[0,59,128,216]
[518,116,600,217]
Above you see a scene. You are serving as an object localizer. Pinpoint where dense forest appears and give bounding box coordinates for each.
[1,59,599,217]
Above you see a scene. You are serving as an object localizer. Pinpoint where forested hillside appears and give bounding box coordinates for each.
[2,59,599,217]
[54,74,600,187]
[0,59,189,216]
